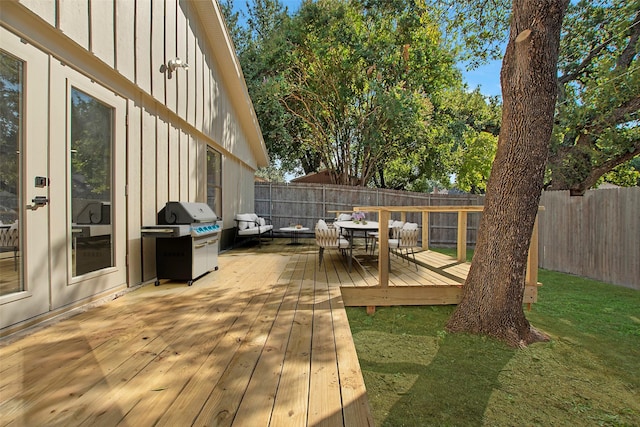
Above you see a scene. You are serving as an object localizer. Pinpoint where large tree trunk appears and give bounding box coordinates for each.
[446,0,569,347]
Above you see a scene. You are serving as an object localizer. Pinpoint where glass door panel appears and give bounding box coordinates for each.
[70,88,114,277]
[0,50,23,296]
[0,28,49,330]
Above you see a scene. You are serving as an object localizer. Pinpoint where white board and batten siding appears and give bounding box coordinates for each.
[10,0,268,288]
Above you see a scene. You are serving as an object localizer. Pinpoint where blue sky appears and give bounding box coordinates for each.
[463,61,502,97]
[233,0,504,98]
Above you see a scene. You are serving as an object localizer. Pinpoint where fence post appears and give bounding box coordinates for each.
[322,186,326,219]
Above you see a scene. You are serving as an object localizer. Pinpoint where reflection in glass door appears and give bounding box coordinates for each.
[0,50,23,296]
[70,88,113,277]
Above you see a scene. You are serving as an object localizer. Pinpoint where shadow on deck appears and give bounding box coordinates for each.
[0,238,534,426]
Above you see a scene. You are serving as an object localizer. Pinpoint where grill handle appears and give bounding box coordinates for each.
[142,228,174,234]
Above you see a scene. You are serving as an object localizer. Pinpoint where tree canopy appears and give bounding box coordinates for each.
[224,0,501,191]
[548,0,640,194]
[224,0,639,193]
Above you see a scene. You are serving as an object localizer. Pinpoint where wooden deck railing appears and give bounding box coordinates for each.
[353,205,541,289]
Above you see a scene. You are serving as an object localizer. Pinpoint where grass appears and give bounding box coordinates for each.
[346,268,640,426]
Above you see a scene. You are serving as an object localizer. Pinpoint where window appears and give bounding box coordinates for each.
[70,87,114,276]
[206,147,221,216]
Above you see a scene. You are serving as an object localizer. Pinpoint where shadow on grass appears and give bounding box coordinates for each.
[349,270,640,426]
[365,335,515,426]
[348,306,516,427]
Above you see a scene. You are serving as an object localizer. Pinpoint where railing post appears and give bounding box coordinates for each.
[457,210,467,262]
[526,214,539,287]
[378,209,390,288]
[421,211,429,250]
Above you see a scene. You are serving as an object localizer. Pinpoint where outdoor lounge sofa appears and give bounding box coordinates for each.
[234,213,273,247]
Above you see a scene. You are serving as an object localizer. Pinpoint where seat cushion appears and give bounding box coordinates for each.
[237,224,272,236]
[236,213,255,231]
[338,237,350,248]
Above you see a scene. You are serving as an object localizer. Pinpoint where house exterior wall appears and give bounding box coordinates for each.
[0,0,266,331]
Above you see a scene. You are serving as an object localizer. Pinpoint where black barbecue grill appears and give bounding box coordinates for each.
[141,202,221,286]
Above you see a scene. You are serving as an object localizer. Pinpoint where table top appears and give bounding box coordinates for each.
[280,227,310,232]
[334,220,380,230]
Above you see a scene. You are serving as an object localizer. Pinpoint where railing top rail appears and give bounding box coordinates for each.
[354,205,485,213]
[354,205,544,213]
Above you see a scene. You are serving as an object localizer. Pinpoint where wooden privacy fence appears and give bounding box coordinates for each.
[254,182,639,290]
[539,188,640,290]
[255,182,485,246]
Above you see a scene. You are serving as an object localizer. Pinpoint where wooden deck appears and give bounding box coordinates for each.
[0,238,475,426]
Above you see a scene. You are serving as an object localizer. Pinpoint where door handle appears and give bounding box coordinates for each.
[26,196,49,210]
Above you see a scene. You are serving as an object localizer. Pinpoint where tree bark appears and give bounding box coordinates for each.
[446,0,569,347]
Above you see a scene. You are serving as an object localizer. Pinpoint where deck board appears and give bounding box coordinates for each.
[270,253,315,426]
[0,239,473,426]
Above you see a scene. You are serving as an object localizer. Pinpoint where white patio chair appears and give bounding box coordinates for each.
[368,219,398,254]
[315,219,350,268]
[388,222,419,271]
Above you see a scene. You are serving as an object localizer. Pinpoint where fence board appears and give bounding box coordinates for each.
[539,188,639,290]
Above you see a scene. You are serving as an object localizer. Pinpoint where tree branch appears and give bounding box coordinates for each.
[584,95,640,135]
[558,40,608,85]
[616,10,640,71]
[575,141,640,194]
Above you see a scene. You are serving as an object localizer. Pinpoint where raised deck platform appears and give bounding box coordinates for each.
[0,238,538,426]
[339,246,539,309]
[0,240,374,426]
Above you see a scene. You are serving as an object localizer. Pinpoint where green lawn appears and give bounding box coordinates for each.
[346,269,640,426]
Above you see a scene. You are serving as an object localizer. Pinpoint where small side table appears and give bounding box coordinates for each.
[279,226,309,245]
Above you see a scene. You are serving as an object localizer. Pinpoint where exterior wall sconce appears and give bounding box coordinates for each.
[160,57,189,79]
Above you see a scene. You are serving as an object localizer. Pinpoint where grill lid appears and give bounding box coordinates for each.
[158,202,217,224]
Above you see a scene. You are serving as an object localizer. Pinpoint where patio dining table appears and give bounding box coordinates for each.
[334,220,380,272]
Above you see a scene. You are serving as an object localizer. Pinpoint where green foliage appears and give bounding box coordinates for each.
[224,0,504,189]
[70,89,112,198]
[455,131,497,193]
[547,0,640,194]
[255,164,287,182]
[598,159,640,187]
[430,0,511,68]
[223,0,639,194]
[280,0,459,186]
[436,88,501,193]
[0,52,21,199]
